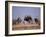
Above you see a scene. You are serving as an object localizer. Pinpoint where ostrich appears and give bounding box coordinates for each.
[12,17,22,25]
[34,18,40,25]
[24,16,33,24]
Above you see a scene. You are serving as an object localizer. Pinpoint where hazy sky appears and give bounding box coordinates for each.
[12,6,40,20]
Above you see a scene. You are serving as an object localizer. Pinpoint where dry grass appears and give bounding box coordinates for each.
[12,22,40,30]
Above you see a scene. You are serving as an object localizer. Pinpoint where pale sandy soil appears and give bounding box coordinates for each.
[12,23,40,30]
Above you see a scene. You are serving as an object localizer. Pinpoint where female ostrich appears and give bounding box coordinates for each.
[34,18,40,25]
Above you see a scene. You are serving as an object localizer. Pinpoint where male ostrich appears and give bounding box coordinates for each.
[24,16,32,23]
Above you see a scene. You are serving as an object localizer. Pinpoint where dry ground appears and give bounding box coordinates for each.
[12,23,40,30]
